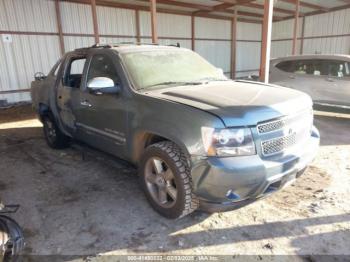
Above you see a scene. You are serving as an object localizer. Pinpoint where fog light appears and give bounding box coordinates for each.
[226,189,240,201]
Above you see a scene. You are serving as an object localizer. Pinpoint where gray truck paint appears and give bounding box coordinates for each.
[31,45,320,211]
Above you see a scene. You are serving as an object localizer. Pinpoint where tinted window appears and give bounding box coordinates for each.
[276,61,294,73]
[64,57,87,88]
[293,59,326,76]
[326,60,350,78]
[87,54,119,85]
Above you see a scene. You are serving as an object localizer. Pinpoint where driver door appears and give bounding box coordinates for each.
[74,52,128,158]
[56,55,87,135]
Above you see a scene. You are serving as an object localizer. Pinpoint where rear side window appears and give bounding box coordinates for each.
[275,61,294,73]
[326,60,350,78]
[63,57,87,88]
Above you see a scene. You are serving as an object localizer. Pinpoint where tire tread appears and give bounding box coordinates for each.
[147,141,199,218]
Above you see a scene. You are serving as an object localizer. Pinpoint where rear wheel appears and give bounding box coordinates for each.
[139,141,199,219]
[42,115,70,149]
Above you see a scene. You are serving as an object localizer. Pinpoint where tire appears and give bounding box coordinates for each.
[139,141,199,219]
[42,114,70,149]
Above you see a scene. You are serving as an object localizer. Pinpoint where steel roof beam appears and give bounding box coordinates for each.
[279,0,329,12]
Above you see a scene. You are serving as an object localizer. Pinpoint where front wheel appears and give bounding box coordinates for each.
[139,141,199,219]
[42,115,70,149]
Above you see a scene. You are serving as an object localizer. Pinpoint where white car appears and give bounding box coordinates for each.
[270,54,350,111]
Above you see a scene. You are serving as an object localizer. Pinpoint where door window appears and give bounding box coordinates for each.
[64,57,87,88]
[292,60,325,76]
[87,54,119,85]
[325,60,350,78]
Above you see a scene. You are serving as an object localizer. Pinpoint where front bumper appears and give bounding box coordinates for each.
[191,126,320,212]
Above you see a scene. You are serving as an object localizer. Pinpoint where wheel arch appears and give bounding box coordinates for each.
[131,131,190,165]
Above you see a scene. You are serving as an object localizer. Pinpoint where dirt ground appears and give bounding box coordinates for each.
[0,105,349,260]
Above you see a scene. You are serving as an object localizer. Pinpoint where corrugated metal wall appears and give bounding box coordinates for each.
[139,11,191,49]
[195,17,231,76]
[0,0,60,103]
[302,8,350,54]
[98,6,137,46]
[236,22,261,78]
[271,8,350,57]
[271,19,301,58]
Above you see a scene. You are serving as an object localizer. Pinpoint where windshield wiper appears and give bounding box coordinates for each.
[196,77,229,82]
[146,81,202,88]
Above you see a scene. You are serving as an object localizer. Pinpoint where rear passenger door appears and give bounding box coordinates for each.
[56,55,87,134]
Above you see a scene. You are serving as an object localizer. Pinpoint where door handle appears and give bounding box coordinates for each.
[80,100,92,107]
[288,75,296,79]
[326,78,335,82]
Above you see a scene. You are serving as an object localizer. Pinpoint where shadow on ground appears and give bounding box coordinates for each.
[314,114,350,146]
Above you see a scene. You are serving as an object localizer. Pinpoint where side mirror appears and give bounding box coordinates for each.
[87,77,120,95]
[34,72,46,81]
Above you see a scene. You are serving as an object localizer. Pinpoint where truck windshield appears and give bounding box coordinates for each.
[121,49,227,90]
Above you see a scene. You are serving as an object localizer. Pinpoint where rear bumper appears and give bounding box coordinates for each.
[191,126,320,212]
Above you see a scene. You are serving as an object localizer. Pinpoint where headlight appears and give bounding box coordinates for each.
[201,127,256,157]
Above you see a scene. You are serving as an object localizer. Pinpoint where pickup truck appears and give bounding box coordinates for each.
[31,44,320,219]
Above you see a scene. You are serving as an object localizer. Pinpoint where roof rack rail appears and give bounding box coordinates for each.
[112,42,159,46]
[74,42,181,51]
[91,43,112,48]
[74,43,111,52]
[113,42,180,47]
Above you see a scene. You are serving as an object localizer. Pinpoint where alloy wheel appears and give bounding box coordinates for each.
[144,157,177,208]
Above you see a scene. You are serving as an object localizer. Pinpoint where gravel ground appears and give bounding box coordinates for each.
[0,106,349,260]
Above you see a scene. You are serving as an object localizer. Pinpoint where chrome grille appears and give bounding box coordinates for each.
[259,110,313,156]
[262,133,296,156]
[257,119,285,134]
[257,110,312,134]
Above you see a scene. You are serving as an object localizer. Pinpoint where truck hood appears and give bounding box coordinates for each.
[144,80,313,127]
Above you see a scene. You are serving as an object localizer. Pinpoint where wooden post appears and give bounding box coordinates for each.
[292,0,300,55]
[135,10,141,43]
[259,0,273,83]
[150,0,158,44]
[300,16,306,55]
[55,0,65,55]
[231,9,237,79]
[91,0,99,44]
[191,15,195,51]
